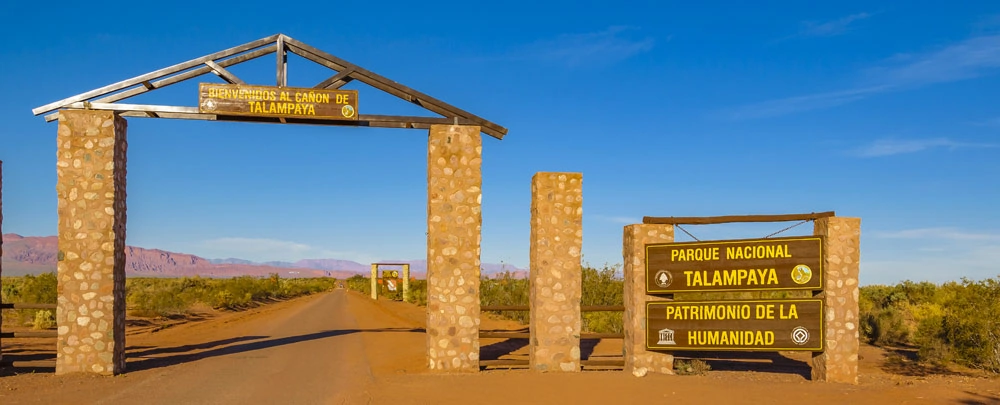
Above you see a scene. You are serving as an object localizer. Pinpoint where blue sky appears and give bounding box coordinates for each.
[1,1,998,285]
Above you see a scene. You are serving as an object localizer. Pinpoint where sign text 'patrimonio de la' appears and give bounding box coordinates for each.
[198,83,358,120]
[646,299,823,351]
[646,236,823,293]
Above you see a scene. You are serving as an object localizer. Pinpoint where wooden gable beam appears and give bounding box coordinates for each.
[282,35,508,139]
[32,34,280,116]
[204,60,245,85]
[314,68,354,90]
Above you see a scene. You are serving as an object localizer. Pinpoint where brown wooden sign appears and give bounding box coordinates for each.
[646,236,823,294]
[646,299,823,351]
[381,270,401,292]
[198,83,358,120]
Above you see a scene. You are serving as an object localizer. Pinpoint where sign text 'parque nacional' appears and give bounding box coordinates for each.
[646,299,823,351]
[198,83,359,120]
[646,236,823,293]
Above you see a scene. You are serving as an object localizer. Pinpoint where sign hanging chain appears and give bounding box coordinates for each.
[675,224,700,242]
[763,219,811,239]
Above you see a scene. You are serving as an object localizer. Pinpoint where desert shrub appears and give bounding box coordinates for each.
[33,309,55,330]
[1,272,58,325]
[481,270,531,324]
[936,278,1000,372]
[345,275,371,296]
[674,359,711,375]
[859,276,1000,373]
[406,279,428,306]
[581,264,624,334]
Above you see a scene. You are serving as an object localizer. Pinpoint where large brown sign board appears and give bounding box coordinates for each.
[198,83,358,120]
[646,236,823,293]
[646,299,823,351]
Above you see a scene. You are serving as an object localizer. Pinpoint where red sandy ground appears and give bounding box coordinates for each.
[2,289,998,404]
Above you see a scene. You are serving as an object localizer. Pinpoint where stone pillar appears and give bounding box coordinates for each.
[402,264,411,303]
[426,124,482,372]
[623,224,675,376]
[812,217,861,384]
[55,110,128,375]
[529,172,583,372]
[370,264,378,300]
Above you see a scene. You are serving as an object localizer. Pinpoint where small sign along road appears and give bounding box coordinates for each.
[646,236,823,293]
[646,299,824,351]
[198,83,358,120]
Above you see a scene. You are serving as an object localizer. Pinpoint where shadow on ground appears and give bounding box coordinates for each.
[0,327,423,375]
[126,327,424,372]
[675,351,812,379]
[879,347,965,377]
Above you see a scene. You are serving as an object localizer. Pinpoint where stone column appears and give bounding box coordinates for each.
[529,172,583,372]
[370,264,378,300]
[426,124,482,372]
[402,264,411,303]
[623,224,675,376]
[55,110,128,375]
[812,217,861,384]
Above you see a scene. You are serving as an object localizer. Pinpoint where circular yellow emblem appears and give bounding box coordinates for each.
[341,104,356,118]
[791,264,812,285]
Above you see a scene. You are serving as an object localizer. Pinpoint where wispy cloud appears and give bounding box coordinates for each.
[852,138,998,157]
[863,227,1000,285]
[495,26,657,67]
[973,14,1000,34]
[875,227,1000,241]
[798,13,872,38]
[725,35,1000,119]
[727,86,888,119]
[970,116,1000,128]
[198,237,364,262]
[593,215,640,225]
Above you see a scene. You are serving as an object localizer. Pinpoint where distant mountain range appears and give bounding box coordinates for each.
[0,234,526,279]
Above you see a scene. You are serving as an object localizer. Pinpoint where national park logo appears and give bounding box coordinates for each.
[654,270,673,288]
[341,104,356,118]
[791,264,812,285]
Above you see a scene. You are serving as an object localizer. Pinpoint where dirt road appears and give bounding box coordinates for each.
[2,289,999,404]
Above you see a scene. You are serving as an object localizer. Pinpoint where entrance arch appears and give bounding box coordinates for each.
[31,33,506,375]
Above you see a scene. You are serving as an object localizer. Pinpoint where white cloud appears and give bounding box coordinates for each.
[863,227,1000,285]
[197,237,366,262]
[797,13,872,38]
[592,215,640,225]
[726,35,1000,118]
[852,138,997,157]
[497,26,657,67]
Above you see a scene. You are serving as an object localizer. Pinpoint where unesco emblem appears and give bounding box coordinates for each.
[654,270,673,288]
[791,326,810,345]
[201,99,217,111]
